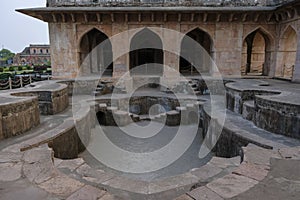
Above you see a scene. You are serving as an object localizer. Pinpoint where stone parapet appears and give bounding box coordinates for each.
[0,97,40,140]
[47,0,293,7]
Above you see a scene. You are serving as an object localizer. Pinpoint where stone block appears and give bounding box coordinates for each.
[66,185,106,200]
[113,110,131,126]
[188,186,223,200]
[232,162,269,181]
[166,110,180,126]
[0,162,23,182]
[190,163,223,182]
[207,174,258,199]
[57,158,85,172]
[38,174,84,197]
[76,164,116,184]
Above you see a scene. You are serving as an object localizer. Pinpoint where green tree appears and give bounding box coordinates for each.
[0,49,15,63]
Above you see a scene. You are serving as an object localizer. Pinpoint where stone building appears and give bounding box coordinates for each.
[17,0,300,82]
[13,44,51,66]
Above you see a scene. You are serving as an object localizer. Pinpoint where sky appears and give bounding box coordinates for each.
[0,0,49,53]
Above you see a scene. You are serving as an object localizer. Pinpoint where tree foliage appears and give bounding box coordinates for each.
[0,49,15,62]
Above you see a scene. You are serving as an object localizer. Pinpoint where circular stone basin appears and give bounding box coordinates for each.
[81,94,211,182]
[81,121,212,182]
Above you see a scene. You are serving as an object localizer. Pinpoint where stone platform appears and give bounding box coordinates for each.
[0,78,300,199]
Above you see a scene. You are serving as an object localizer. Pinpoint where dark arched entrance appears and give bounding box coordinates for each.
[241,29,271,76]
[80,28,113,76]
[130,28,163,76]
[180,28,212,75]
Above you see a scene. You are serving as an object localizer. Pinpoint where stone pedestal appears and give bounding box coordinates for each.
[166,110,180,126]
[113,110,131,127]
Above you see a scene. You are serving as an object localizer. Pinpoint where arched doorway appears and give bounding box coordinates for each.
[180,28,213,76]
[278,26,297,79]
[80,28,113,76]
[241,29,271,76]
[129,28,163,76]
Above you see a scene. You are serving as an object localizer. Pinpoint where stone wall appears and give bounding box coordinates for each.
[47,0,293,7]
[49,21,280,79]
[19,0,300,82]
[0,97,40,140]
[13,83,69,115]
[225,82,300,139]
[276,18,300,81]
[255,97,300,139]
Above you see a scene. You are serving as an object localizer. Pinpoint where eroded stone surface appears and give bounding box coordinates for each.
[190,163,223,182]
[208,156,240,169]
[0,179,52,200]
[243,144,281,166]
[0,152,23,163]
[57,158,85,172]
[188,186,223,200]
[174,194,194,200]
[149,173,198,193]
[99,194,121,200]
[23,147,56,184]
[76,164,115,184]
[102,176,148,195]
[0,162,22,182]
[278,147,300,160]
[38,175,84,197]
[66,185,106,200]
[207,174,258,199]
[233,162,269,181]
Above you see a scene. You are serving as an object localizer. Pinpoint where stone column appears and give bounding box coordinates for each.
[0,112,3,140]
[292,30,300,82]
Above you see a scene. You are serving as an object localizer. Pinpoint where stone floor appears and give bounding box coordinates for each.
[0,78,300,199]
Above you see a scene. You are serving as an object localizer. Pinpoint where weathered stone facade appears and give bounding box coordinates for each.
[0,97,40,140]
[18,0,300,82]
[13,44,51,66]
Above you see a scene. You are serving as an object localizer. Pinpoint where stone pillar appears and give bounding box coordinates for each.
[49,23,79,79]
[215,23,243,77]
[113,54,128,78]
[292,30,300,82]
[0,113,3,140]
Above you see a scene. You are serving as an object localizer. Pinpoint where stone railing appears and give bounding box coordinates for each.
[47,0,294,7]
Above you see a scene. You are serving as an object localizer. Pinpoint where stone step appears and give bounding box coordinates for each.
[107,106,118,111]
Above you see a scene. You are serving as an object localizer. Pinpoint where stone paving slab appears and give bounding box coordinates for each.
[99,194,122,200]
[76,163,116,184]
[0,151,23,163]
[57,158,85,172]
[23,147,57,184]
[102,176,149,195]
[66,185,106,200]
[230,158,300,200]
[207,174,258,199]
[0,179,54,200]
[0,162,22,182]
[174,194,194,200]
[208,156,240,169]
[243,143,282,166]
[190,163,223,182]
[148,173,198,194]
[232,162,269,181]
[188,186,224,200]
[278,147,300,159]
[38,174,85,197]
